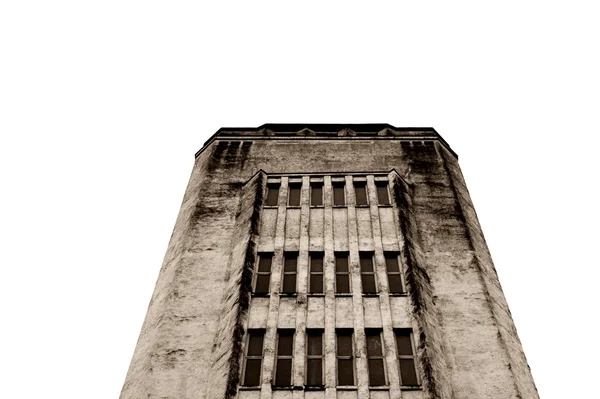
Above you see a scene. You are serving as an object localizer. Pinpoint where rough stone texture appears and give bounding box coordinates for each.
[121,124,537,399]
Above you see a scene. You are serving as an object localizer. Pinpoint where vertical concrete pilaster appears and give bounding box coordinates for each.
[346,176,369,398]
[367,175,402,399]
[323,176,337,399]
[261,177,289,399]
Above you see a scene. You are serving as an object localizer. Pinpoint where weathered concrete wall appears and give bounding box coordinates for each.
[121,126,537,399]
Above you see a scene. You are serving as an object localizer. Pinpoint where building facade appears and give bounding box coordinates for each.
[121,124,538,399]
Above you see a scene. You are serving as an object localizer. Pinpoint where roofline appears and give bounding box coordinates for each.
[194,124,457,159]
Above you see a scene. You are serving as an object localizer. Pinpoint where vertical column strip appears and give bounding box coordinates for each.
[292,176,310,398]
[323,176,337,399]
[260,177,289,399]
[367,175,403,399]
[345,175,369,397]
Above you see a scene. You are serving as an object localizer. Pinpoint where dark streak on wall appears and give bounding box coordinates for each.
[392,174,453,399]
[204,171,266,399]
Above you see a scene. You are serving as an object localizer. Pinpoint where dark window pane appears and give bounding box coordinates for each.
[335,255,349,272]
[282,274,296,294]
[288,184,301,206]
[388,275,403,294]
[360,255,374,272]
[243,358,262,386]
[306,359,323,386]
[368,358,386,386]
[258,255,272,272]
[275,358,292,386]
[266,185,279,206]
[366,334,383,356]
[377,183,390,205]
[399,358,418,386]
[311,184,323,206]
[355,183,368,205]
[336,275,350,293]
[255,275,270,294]
[284,255,297,272]
[307,333,322,355]
[337,334,353,356]
[361,274,377,294]
[278,333,294,356]
[395,333,413,356]
[333,184,345,205]
[247,333,264,356]
[384,255,400,272]
[310,275,323,294]
[337,359,354,385]
[310,255,323,272]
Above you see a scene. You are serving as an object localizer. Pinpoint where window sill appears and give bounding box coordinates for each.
[286,205,301,209]
[378,204,393,208]
[400,386,423,391]
[271,386,294,391]
[308,293,325,297]
[332,205,347,208]
[310,205,324,209]
[355,204,370,208]
[369,386,390,391]
[388,292,408,297]
[280,293,297,297]
[263,205,278,209]
[335,293,353,297]
[336,386,358,391]
[362,293,379,297]
[239,386,261,391]
[305,385,325,391]
[251,293,270,298]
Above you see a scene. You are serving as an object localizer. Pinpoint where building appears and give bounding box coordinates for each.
[121,124,538,399]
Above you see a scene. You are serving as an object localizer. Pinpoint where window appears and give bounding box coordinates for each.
[274,329,294,387]
[309,252,324,294]
[360,252,377,294]
[395,329,419,386]
[333,182,345,206]
[310,182,323,206]
[253,253,272,295]
[366,329,387,386]
[385,252,404,294]
[242,329,265,386]
[354,181,368,205]
[376,181,390,205]
[336,329,355,386]
[266,183,280,207]
[282,253,297,294]
[335,252,351,294]
[288,183,301,206]
[306,329,324,387]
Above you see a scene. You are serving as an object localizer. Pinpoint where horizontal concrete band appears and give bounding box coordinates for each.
[195,125,456,159]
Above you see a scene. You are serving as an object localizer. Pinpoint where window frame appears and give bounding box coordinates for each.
[241,329,266,387]
[288,182,302,207]
[394,328,420,387]
[265,183,280,207]
[359,252,378,295]
[354,181,369,206]
[376,181,391,206]
[332,182,346,206]
[308,252,324,295]
[273,329,295,387]
[306,329,325,388]
[281,252,298,295]
[365,328,388,387]
[335,329,356,387]
[334,252,351,295]
[384,252,405,295]
[310,182,323,207]
[253,253,273,296]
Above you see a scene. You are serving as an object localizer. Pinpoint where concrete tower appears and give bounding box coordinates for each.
[121,124,538,399]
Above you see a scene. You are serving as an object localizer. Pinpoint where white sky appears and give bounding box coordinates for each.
[1,1,599,398]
